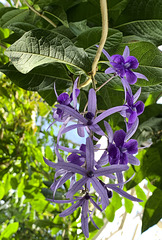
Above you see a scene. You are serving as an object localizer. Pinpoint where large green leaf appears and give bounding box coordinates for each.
[114,0,162,26]
[142,188,162,232]
[0,8,34,28]
[5,29,91,74]
[0,62,72,91]
[126,143,162,190]
[0,62,72,105]
[116,20,162,46]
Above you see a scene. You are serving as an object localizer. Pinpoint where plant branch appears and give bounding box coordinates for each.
[91,0,108,78]
[24,0,57,28]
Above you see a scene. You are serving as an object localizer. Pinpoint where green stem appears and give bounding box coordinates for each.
[24,0,57,28]
[91,0,108,79]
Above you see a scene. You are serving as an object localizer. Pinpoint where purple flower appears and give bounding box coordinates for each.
[104,121,139,166]
[47,193,102,238]
[53,77,80,122]
[55,88,128,137]
[67,144,86,166]
[44,137,129,209]
[100,45,148,85]
[121,88,144,126]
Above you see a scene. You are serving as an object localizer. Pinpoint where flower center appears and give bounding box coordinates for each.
[124,62,131,68]
[85,112,94,125]
[87,170,94,178]
[85,193,90,200]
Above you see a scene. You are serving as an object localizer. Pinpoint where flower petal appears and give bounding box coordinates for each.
[127,153,140,165]
[105,67,116,74]
[135,101,144,116]
[129,111,137,124]
[89,123,105,135]
[114,130,126,147]
[94,164,129,177]
[66,176,89,198]
[93,106,128,124]
[123,46,130,60]
[86,137,94,171]
[125,56,139,69]
[126,70,137,84]
[60,199,84,217]
[124,139,138,154]
[108,185,143,202]
[125,117,139,141]
[104,121,113,143]
[134,72,148,81]
[88,88,96,116]
[55,104,87,124]
[81,206,89,238]
[133,87,141,103]
[44,158,86,176]
[96,45,111,61]
[91,177,109,210]
[72,77,79,109]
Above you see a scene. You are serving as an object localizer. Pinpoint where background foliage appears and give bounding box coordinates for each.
[0,0,162,239]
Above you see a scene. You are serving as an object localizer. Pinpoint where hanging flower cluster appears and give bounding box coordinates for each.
[44,46,148,238]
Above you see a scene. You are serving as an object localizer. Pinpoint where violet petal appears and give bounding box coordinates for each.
[113,130,126,147]
[124,139,138,154]
[127,153,140,165]
[88,88,97,116]
[126,70,137,84]
[134,72,148,81]
[86,137,94,171]
[93,106,128,124]
[94,164,129,177]
[123,46,130,60]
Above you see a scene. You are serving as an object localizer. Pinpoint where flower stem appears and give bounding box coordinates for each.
[96,75,115,92]
[91,0,108,79]
[24,0,57,28]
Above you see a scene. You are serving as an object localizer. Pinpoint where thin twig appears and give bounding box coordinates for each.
[24,0,57,28]
[91,0,108,78]
[96,75,115,92]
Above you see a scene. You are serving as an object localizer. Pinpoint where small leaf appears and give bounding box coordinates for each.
[1,222,19,239]
[124,197,133,213]
[105,203,115,222]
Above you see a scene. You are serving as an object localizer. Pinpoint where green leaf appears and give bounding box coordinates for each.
[5,29,91,74]
[135,185,147,207]
[67,1,101,25]
[124,197,133,213]
[115,0,162,26]
[0,62,72,91]
[117,20,162,46]
[0,182,5,200]
[105,203,115,222]
[43,5,69,27]
[34,219,61,228]
[69,20,89,37]
[1,222,19,239]
[142,188,162,232]
[78,28,123,57]
[2,22,37,44]
[0,8,33,28]
[126,144,162,190]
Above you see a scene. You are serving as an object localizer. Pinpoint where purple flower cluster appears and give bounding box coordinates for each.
[44,46,148,238]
